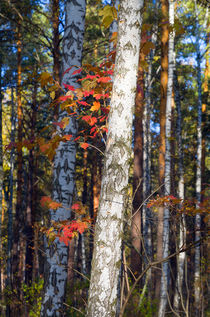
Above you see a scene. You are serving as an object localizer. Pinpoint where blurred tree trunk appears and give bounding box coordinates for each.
[12,23,23,314]
[194,1,203,314]
[131,47,144,277]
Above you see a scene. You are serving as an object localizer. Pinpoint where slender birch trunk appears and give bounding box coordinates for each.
[158,1,175,316]
[173,71,186,312]
[41,1,86,315]
[86,0,143,315]
[194,1,203,314]
[156,0,169,300]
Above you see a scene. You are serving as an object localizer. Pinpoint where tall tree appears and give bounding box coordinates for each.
[194,0,203,313]
[156,0,169,300]
[158,1,175,316]
[41,0,86,315]
[86,0,143,315]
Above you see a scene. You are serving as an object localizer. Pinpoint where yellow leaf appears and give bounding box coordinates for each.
[50,91,55,99]
[39,72,53,87]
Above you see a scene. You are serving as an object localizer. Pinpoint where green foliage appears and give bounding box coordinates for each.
[22,279,44,317]
[125,288,157,317]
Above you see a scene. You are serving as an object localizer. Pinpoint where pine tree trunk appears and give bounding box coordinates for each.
[41,0,86,315]
[86,0,143,315]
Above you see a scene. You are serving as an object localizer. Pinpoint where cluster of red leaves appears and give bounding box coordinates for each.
[58,220,88,245]
[40,196,62,210]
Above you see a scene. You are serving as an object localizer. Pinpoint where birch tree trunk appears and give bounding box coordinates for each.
[173,71,186,312]
[156,0,169,299]
[86,0,143,315]
[194,1,203,314]
[158,1,175,316]
[41,1,86,315]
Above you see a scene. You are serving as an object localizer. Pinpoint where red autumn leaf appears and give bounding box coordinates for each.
[97,76,111,83]
[71,203,80,210]
[83,90,94,97]
[103,70,113,75]
[40,143,51,153]
[81,143,90,150]
[90,126,96,134]
[89,117,97,126]
[77,101,89,106]
[72,68,82,75]
[63,67,73,76]
[74,136,81,141]
[40,196,52,207]
[53,121,65,129]
[59,96,72,102]
[77,221,88,234]
[63,134,73,141]
[94,93,109,100]
[82,115,91,123]
[63,83,75,91]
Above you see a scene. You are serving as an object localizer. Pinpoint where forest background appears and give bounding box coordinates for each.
[0,0,209,316]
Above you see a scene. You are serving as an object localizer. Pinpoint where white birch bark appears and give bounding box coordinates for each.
[86,0,143,315]
[173,71,186,312]
[41,1,86,316]
[158,1,175,316]
[194,1,202,312]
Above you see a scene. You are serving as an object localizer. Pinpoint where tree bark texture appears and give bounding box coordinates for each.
[156,0,169,300]
[158,1,175,316]
[86,0,143,316]
[41,0,86,316]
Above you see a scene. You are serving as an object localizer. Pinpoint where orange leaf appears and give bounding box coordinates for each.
[81,143,90,150]
[49,202,62,209]
[63,134,73,141]
[90,101,100,112]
